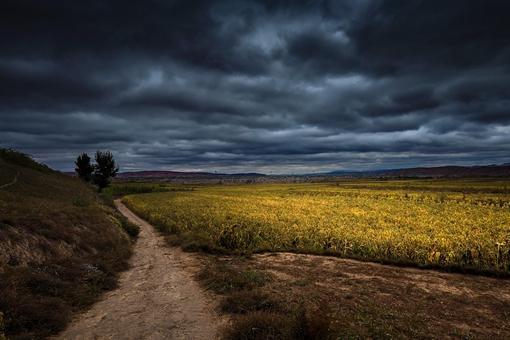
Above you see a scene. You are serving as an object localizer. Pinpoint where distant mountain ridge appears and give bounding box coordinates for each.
[325,163,510,178]
[117,170,266,179]
[67,162,510,180]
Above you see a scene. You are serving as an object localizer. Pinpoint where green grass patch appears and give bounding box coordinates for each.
[103,182,170,198]
[119,215,140,238]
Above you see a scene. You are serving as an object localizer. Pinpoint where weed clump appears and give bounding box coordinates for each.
[224,311,294,340]
[119,215,140,238]
[198,260,333,339]
[199,263,269,294]
[292,305,332,340]
[223,307,333,340]
[221,290,280,314]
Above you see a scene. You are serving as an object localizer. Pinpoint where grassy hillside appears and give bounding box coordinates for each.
[0,149,135,339]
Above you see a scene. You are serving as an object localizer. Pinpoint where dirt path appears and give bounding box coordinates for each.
[0,171,19,189]
[56,200,222,340]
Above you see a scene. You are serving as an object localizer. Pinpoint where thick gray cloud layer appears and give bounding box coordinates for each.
[1,0,509,173]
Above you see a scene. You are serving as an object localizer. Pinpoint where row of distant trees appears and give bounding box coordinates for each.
[75,151,118,191]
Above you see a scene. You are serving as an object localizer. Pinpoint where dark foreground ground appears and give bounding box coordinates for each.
[199,252,510,339]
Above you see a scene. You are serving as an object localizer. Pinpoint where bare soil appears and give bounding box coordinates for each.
[56,200,223,340]
[223,252,510,338]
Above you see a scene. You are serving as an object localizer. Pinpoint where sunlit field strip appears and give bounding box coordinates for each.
[122,181,510,274]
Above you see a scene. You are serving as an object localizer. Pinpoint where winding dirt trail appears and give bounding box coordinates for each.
[57,200,222,340]
[0,171,19,189]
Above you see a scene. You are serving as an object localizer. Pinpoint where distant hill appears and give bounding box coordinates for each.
[117,170,266,179]
[326,163,510,178]
[118,170,212,178]
[65,162,510,182]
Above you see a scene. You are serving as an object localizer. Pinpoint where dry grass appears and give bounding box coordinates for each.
[223,311,294,340]
[194,252,510,338]
[123,179,510,338]
[197,259,333,339]
[198,261,270,294]
[0,150,134,338]
[246,253,510,338]
[123,181,510,274]
[221,290,280,314]
[0,312,6,340]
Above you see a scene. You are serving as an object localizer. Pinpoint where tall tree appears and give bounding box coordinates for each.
[92,151,119,191]
[75,153,94,182]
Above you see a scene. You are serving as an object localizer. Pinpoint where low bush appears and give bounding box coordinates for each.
[221,290,280,314]
[198,260,334,339]
[292,305,332,340]
[224,307,333,340]
[118,214,140,238]
[104,183,169,197]
[198,263,270,294]
[224,311,294,340]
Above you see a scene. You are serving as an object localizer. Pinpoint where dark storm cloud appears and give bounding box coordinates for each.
[1,0,510,173]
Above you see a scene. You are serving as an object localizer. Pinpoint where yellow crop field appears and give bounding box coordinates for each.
[122,180,510,274]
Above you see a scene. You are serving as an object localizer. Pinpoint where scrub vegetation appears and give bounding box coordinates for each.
[0,149,135,339]
[197,260,333,339]
[103,182,171,198]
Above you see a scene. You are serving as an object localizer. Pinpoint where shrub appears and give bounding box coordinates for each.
[224,306,333,340]
[120,218,140,238]
[198,263,270,294]
[0,282,71,338]
[104,183,169,197]
[292,305,332,340]
[224,311,294,340]
[221,290,280,314]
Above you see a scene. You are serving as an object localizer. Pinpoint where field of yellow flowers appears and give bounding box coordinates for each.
[122,180,510,273]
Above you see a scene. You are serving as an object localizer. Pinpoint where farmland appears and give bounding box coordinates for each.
[122,180,510,274]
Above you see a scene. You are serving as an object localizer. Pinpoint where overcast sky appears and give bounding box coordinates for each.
[1,1,509,173]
